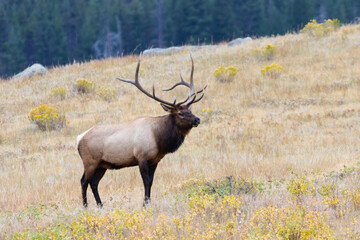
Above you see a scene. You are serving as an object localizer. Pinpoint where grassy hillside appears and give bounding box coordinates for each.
[1,22,360,239]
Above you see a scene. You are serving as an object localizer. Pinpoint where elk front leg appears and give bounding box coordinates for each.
[139,161,158,206]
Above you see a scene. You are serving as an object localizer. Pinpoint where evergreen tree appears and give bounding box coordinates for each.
[122,0,147,52]
[2,23,26,76]
[293,0,314,29]
[176,0,213,44]
[212,0,238,42]
[61,0,80,60]
[235,0,265,36]
[77,0,102,60]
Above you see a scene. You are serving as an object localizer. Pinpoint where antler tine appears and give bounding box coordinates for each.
[162,54,198,105]
[189,54,195,96]
[186,92,205,106]
[162,55,195,94]
[162,73,190,91]
[185,84,207,106]
[116,57,175,107]
[175,85,206,106]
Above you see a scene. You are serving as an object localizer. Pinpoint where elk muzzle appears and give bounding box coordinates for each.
[193,117,200,127]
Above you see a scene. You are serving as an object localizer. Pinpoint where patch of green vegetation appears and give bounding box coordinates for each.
[181,176,258,199]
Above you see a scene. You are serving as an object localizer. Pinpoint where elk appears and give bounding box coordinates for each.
[77,56,206,207]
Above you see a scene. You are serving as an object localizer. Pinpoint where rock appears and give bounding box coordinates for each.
[14,63,48,80]
[227,37,252,47]
[143,47,182,56]
[143,45,215,56]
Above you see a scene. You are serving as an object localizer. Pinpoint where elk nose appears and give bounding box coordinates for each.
[194,117,200,126]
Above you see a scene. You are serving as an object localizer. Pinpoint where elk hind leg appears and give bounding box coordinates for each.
[81,172,89,208]
[90,167,107,207]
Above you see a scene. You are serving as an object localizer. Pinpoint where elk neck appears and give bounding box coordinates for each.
[154,114,191,155]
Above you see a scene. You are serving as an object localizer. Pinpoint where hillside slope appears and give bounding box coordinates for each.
[1,23,360,238]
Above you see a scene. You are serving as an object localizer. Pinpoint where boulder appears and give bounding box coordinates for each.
[143,45,215,56]
[227,37,252,47]
[14,63,48,80]
[143,47,182,56]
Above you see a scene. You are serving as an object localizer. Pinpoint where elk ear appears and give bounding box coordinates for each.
[160,104,173,113]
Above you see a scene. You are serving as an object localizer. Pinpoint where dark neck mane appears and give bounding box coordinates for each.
[155,114,190,154]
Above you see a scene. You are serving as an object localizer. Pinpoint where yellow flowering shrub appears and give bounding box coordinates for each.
[11,198,242,239]
[253,44,276,60]
[318,183,336,198]
[351,188,360,210]
[28,104,66,131]
[346,217,359,239]
[246,205,334,239]
[49,87,67,100]
[202,108,214,114]
[286,175,315,202]
[97,86,115,102]
[318,183,349,218]
[75,78,93,94]
[188,193,217,213]
[262,44,275,60]
[260,63,284,78]
[214,65,239,82]
[301,19,340,37]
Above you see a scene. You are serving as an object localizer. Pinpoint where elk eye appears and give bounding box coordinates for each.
[178,112,185,117]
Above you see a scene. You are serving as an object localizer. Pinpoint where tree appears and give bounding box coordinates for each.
[2,23,26,76]
[212,0,238,42]
[122,0,147,53]
[152,0,165,47]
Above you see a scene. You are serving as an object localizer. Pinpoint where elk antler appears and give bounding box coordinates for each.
[116,57,177,107]
[162,55,207,107]
[117,55,206,108]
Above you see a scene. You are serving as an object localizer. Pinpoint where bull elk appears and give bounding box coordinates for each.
[77,56,206,207]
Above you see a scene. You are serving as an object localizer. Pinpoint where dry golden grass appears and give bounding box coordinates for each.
[1,23,360,238]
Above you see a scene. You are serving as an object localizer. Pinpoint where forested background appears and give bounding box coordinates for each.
[0,0,358,78]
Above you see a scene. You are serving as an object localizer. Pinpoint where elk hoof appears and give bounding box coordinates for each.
[143,199,151,208]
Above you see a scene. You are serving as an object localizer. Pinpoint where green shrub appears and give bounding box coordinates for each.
[28,104,66,131]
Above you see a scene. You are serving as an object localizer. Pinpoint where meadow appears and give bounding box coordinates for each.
[0,21,360,239]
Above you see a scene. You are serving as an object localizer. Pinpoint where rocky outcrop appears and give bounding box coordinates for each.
[143,38,252,56]
[143,47,182,56]
[14,63,48,80]
[143,45,215,56]
[227,37,252,47]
